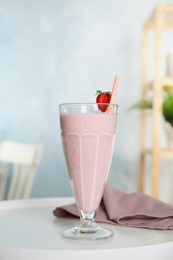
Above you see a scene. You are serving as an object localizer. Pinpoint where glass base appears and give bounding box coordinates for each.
[61,225,114,240]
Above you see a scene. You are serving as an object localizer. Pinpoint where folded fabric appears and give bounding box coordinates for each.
[53,184,173,230]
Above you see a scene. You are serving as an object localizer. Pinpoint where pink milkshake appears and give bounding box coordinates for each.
[60,112,118,214]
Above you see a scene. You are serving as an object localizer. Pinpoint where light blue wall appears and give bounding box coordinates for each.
[0,0,172,198]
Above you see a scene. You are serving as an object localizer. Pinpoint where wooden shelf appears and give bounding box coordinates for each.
[161,149,173,157]
[142,78,173,93]
[163,77,173,90]
[144,4,173,30]
[141,149,173,157]
[139,4,173,199]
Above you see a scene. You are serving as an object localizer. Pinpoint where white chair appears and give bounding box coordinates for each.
[0,141,42,200]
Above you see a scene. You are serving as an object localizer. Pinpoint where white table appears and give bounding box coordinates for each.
[0,198,173,260]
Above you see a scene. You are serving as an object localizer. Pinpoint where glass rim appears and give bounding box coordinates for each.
[59,103,119,107]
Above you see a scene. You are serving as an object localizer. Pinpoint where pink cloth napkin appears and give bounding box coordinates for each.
[53,184,173,230]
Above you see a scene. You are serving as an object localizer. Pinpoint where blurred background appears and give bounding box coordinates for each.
[0,0,173,201]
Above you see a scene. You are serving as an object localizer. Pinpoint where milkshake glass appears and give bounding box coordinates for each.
[59,103,118,240]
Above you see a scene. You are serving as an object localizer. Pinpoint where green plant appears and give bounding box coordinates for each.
[129,91,173,127]
[163,92,173,127]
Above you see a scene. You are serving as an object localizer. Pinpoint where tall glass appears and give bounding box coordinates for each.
[59,103,118,240]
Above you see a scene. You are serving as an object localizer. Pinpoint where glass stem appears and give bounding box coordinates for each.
[78,210,99,233]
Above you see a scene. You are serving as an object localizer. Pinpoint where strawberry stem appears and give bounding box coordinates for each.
[96,90,112,96]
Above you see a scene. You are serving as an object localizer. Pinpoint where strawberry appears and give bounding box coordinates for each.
[96,90,112,112]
